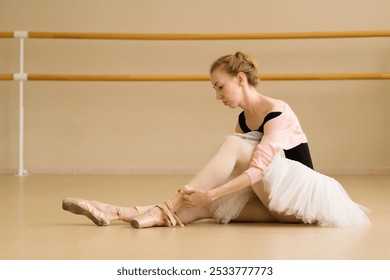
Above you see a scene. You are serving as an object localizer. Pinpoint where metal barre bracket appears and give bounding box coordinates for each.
[13,31,28,39]
[13,73,28,81]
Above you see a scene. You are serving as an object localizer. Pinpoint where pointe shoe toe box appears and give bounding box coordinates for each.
[62,198,110,226]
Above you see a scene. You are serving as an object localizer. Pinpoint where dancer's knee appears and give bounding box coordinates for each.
[219,135,246,153]
[222,136,256,170]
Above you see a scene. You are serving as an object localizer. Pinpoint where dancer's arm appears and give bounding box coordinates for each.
[182,172,251,208]
[209,172,251,201]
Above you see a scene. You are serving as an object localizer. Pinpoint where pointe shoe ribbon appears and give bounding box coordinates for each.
[163,201,185,227]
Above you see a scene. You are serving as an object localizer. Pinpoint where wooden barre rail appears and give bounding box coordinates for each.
[2,73,390,81]
[0,32,13,38]
[0,74,13,80]
[1,30,390,40]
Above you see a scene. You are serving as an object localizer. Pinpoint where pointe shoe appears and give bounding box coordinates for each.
[118,205,154,222]
[130,201,185,229]
[62,197,154,226]
[62,198,111,226]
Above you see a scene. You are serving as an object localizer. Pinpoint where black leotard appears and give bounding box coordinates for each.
[238,111,314,169]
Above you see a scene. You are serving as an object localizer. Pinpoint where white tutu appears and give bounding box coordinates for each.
[263,149,371,227]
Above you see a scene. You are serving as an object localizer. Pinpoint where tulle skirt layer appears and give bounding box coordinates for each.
[210,186,257,224]
[210,133,371,227]
[263,149,371,227]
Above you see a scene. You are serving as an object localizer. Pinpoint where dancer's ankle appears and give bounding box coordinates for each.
[117,206,139,222]
[168,194,185,213]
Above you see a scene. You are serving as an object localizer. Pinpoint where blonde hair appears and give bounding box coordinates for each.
[210,51,259,87]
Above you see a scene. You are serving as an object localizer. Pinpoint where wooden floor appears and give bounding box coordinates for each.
[0,174,389,260]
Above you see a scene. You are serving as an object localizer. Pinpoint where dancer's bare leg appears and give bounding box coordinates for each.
[250,181,302,223]
[233,198,276,222]
[175,206,212,224]
[133,136,263,227]
[176,198,276,224]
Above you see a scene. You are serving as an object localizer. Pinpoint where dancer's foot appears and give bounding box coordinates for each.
[62,198,146,226]
[62,198,112,226]
[130,202,184,229]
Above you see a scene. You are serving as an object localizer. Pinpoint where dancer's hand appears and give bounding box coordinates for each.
[180,186,212,208]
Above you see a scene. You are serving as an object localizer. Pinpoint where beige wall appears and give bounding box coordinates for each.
[0,0,389,174]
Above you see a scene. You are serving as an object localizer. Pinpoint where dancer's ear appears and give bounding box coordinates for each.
[237,72,246,86]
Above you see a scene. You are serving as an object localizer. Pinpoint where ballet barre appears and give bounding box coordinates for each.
[0,74,14,80]
[2,73,390,81]
[1,30,390,176]
[2,30,390,40]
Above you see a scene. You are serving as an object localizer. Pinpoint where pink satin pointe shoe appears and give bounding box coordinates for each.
[62,198,153,226]
[130,201,185,229]
[62,198,111,226]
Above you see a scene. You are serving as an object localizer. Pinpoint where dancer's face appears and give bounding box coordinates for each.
[210,68,242,108]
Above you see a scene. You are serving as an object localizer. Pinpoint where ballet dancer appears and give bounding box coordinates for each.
[62,52,371,228]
